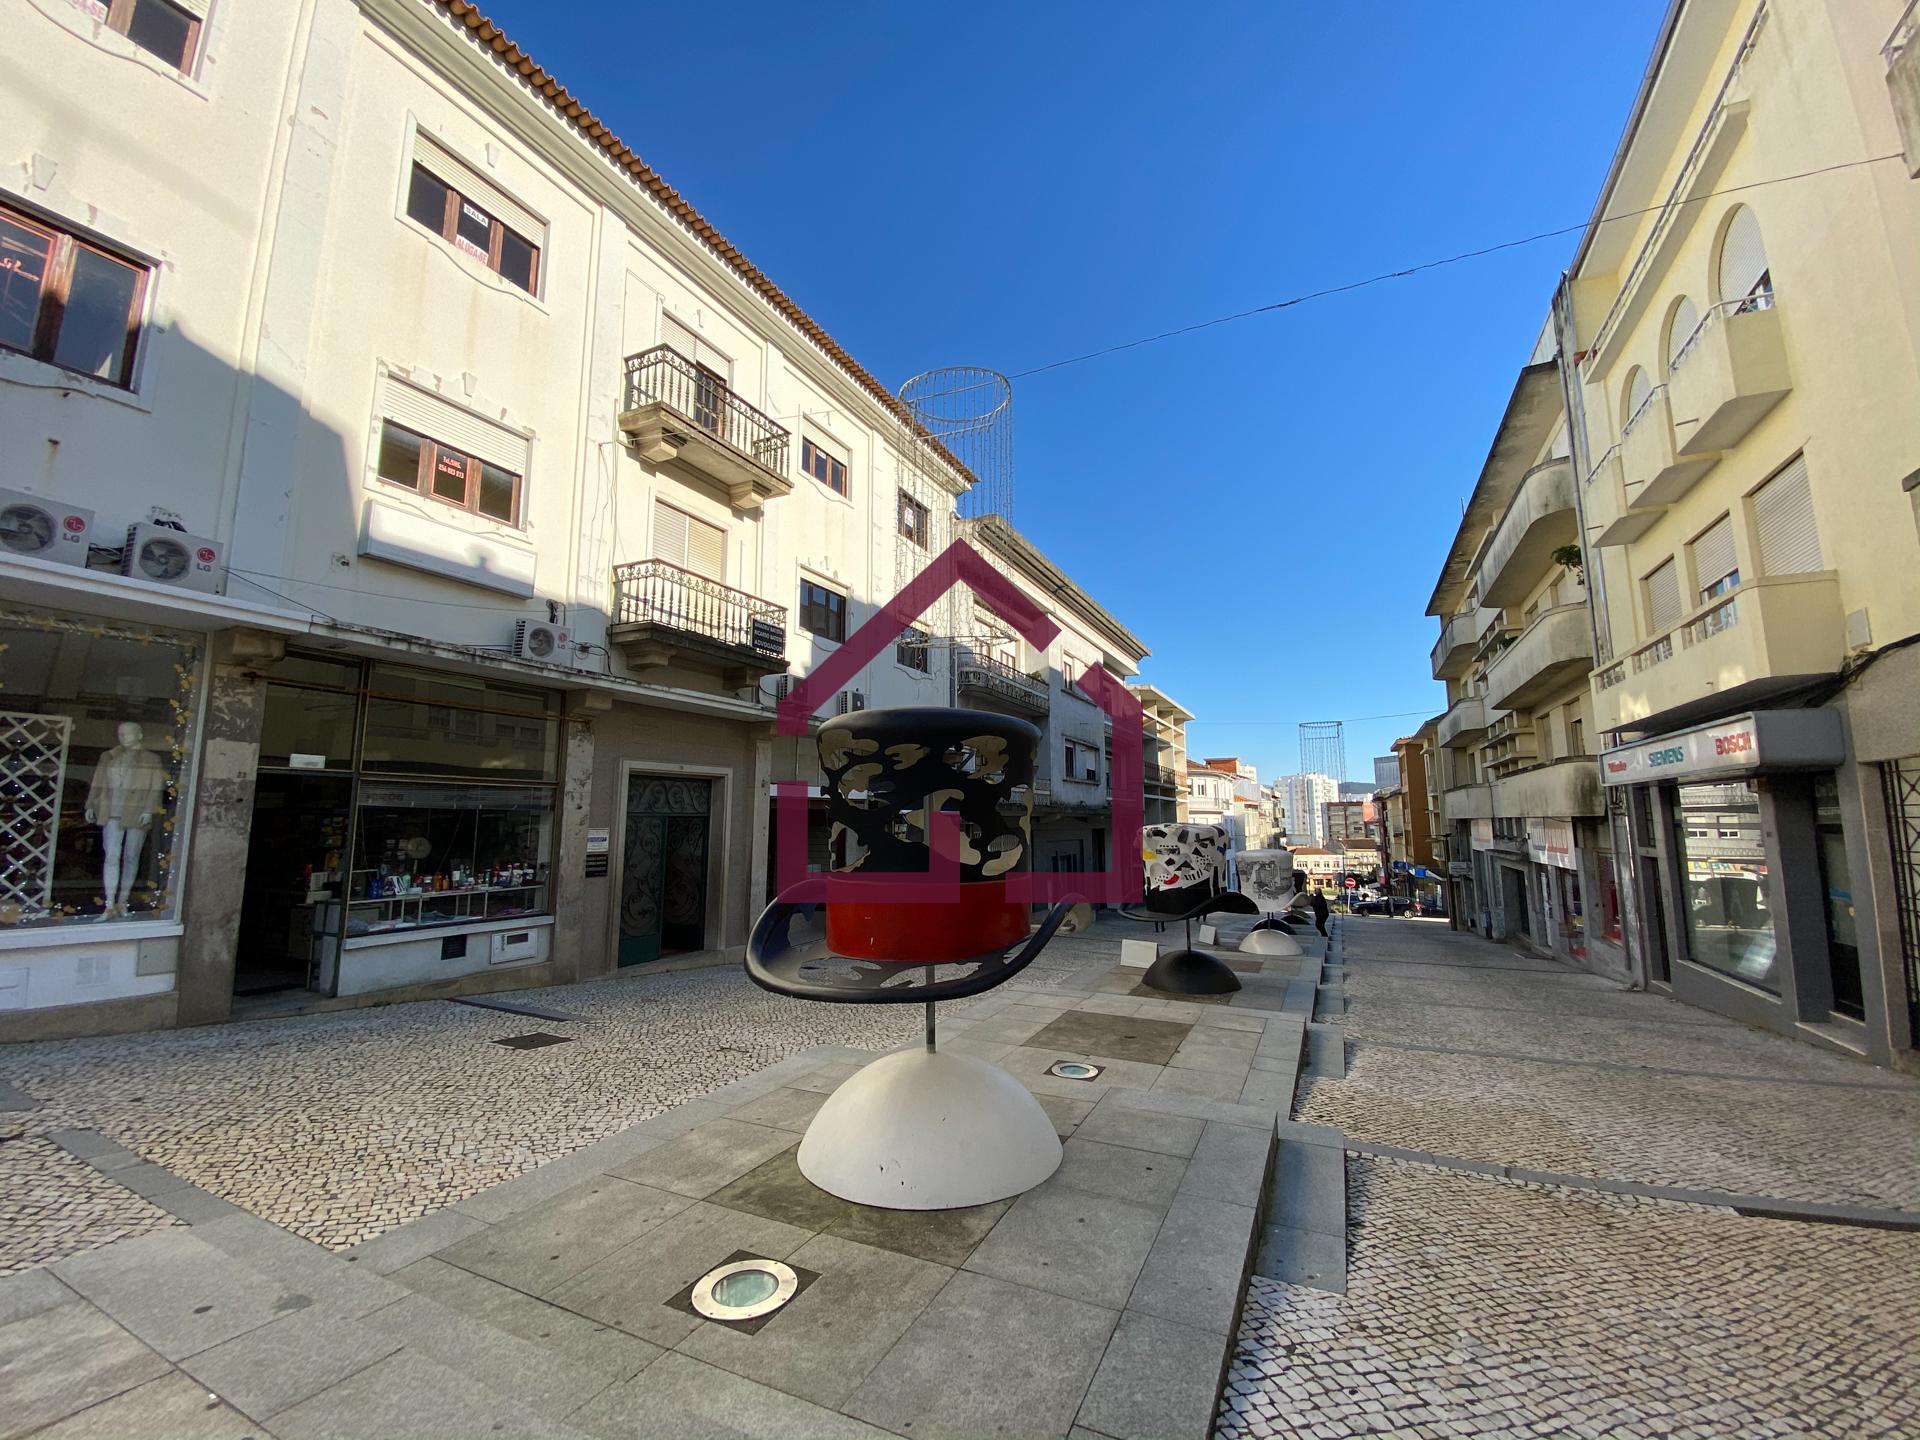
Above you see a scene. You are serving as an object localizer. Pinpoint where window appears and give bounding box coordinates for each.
[1665,296,1701,373]
[406,164,540,294]
[1690,515,1739,604]
[898,490,929,548]
[83,0,202,72]
[799,579,846,642]
[0,201,148,388]
[896,625,929,673]
[405,131,545,296]
[1643,558,1682,636]
[1717,205,1773,312]
[1569,716,1585,757]
[652,499,725,582]
[1064,738,1100,783]
[1752,455,1822,576]
[1622,367,1654,431]
[802,438,849,496]
[375,420,521,524]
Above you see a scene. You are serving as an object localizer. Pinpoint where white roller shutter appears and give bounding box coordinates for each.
[1691,514,1738,594]
[411,132,545,243]
[660,313,732,383]
[1625,367,1653,427]
[652,499,725,582]
[1645,558,1682,635]
[1753,455,1822,575]
[380,376,529,474]
[1717,206,1770,304]
[1666,297,1700,370]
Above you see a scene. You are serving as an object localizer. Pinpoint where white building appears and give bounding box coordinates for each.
[0,0,1141,1036]
[1280,772,1341,847]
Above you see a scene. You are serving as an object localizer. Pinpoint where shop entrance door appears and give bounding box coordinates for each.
[235,771,352,996]
[1813,775,1864,1020]
[1500,864,1531,941]
[619,773,712,966]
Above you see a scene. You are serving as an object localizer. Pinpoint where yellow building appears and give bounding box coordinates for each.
[1557,0,1920,1068]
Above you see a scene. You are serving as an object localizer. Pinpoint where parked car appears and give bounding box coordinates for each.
[1352,896,1415,916]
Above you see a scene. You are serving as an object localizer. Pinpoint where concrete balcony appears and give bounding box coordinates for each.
[1440,784,1494,822]
[1430,611,1480,681]
[957,651,1049,717]
[1591,570,1845,733]
[1484,605,1593,712]
[1436,696,1490,749]
[1667,299,1791,456]
[1478,458,1576,607]
[1584,446,1664,549]
[608,559,789,690]
[1495,757,1605,819]
[618,346,793,511]
[1621,386,1717,510]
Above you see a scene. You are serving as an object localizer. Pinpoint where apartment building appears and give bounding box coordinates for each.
[1131,683,1194,824]
[1557,0,1920,1067]
[957,516,1148,879]
[1186,763,1236,839]
[0,0,1137,1037]
[1280,772,1340,847]
[1426,349,1622,977]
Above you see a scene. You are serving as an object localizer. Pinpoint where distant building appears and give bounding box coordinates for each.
[1280,773,1340,847]
[1373,755,1400,788]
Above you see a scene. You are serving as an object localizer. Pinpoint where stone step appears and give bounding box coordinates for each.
[1252,1121,1347,1294]
[1302,1024,1347,1081]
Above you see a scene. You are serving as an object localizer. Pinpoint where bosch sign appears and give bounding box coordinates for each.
[1600,711,1843,786]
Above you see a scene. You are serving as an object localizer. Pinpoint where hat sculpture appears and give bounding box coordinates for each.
[746,706,1071,1209]
[1121,822,1259,994]
[1237,848,1304,956]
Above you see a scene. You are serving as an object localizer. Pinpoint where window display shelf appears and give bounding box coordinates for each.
[327,882,550,941]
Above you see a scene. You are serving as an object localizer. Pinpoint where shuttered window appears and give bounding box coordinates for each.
[1753,454,1822,576]
[1666,297,1700,372]
[1690,514,1739,602]
[1624,367,1653,431]
[374,378,529,525]
[652,499,725,582]
[660,313,732,384]
[407,132,544,294]
[1644,558,1682,635]
[1717,206,1771,306]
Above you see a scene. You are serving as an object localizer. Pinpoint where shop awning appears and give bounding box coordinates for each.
[1599,710,1844,787]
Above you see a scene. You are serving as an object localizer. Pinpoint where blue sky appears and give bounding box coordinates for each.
[480,0,1669,780]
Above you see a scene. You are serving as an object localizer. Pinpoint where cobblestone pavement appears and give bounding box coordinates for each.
[1222,1158,1920,1440]
[0,960,939,1269]
[1225,917,1920,1439]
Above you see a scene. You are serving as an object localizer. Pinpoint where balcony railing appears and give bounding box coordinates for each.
[612,558,787,657]
[1145,764,1180,792]
[619,347,792,508]
[956,651,1049,714]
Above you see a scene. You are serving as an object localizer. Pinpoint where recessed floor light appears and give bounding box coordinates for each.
[691,1258,800,1322]
[1047,1060,1104,1081]
[494,1032,572,1050]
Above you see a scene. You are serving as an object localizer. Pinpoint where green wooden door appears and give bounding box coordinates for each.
[618,775,712,966]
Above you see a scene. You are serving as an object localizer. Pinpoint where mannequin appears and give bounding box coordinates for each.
[84,722,168,916]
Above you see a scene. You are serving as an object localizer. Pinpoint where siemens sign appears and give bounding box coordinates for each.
[1600,711,1844,786]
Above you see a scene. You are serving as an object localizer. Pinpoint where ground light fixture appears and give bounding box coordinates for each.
[690,1259,800,1322]
[1047,1060,1104,1081]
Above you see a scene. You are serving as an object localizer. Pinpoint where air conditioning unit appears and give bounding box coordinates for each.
[836,690,866,715]
[0,489,93,567]
[771,675,795,703]
[513,619,573,664]
[122,524,225,593]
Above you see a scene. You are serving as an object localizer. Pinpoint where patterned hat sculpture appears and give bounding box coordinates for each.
[746,707,1071,1209]
[1122,822,1259,994]
[1236,848,1303,956]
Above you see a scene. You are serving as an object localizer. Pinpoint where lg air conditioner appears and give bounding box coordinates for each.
[513,619,572,664]
[0,488,93,567]
[836,689,867,715]
[122,523,225,593]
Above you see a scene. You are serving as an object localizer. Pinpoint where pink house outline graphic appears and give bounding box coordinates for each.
[773,538,1145,906]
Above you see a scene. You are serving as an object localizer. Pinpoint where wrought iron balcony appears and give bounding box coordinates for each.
[956,651,1050,716]
[617,346,793,510]
[609,558,789,690]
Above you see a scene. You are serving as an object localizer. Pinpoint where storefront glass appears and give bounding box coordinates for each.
[0,606,201,929]
[1672,780,1775,992]
[1812,774,1863,1020]
[1556,865,1585,962]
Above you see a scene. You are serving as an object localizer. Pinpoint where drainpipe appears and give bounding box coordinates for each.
[1552,273,1644,988]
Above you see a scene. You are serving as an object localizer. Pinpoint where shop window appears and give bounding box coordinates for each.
[404,142,542,296]
[0,606,201,929]
[0,201,149,389]
[802,437,849,496]
[346,783,552,935]
[375,419,523,525]
[1671,781,1775,992]
[360,665,557,783]
[799,579,846,642]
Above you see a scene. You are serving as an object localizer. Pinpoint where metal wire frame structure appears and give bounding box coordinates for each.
[1299,721,1348,785]
[899,367,1014,525]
